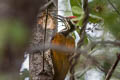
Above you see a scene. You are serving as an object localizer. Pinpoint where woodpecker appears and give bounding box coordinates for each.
[51,15,76,80]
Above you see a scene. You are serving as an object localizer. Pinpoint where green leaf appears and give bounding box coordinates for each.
[72,6,83,15]
[70,0,82,8]
[70,0,82,17]
[88,14,103,23]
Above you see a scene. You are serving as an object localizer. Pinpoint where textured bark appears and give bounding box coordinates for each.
[29,0,58,80]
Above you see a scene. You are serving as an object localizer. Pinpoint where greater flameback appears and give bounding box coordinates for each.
[51,15,76,80]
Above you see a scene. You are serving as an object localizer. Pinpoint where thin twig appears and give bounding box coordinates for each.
[75,67,89,79]
[28,41,105,73]
[78,0,89,47]
[42,8,49,72]
[107,0,120,16]
[28,40,120,54]
[94,40,120,46]
[105,53,120,80]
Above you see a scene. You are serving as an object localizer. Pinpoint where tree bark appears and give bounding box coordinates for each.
[29,0,58,80]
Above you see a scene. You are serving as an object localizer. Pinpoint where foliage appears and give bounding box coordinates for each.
[69,0,120,80]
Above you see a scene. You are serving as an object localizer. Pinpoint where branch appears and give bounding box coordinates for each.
[69,0,89,79]
[94,40,120,46]
[107,0,120,16]
[28,42,102,69]
[78,0,89,48]
[105,53,120,80]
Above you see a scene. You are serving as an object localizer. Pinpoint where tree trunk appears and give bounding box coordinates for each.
[29,0,58,80]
